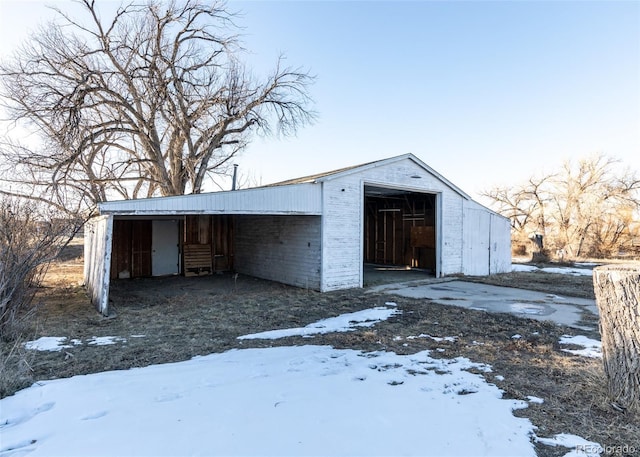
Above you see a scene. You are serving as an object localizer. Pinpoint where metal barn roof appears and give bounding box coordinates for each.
[99,182,322,216]
[98,153,472,216]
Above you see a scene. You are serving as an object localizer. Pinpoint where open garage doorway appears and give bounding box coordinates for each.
[363,185,438,286]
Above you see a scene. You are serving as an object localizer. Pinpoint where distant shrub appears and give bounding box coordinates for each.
[0,196,80,340]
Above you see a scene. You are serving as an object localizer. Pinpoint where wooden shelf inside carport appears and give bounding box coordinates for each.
[183,244,213,276]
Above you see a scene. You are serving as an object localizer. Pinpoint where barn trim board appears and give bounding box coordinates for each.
[85,154,511,315]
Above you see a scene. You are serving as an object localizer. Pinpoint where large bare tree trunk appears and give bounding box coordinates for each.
[593,264,640,413]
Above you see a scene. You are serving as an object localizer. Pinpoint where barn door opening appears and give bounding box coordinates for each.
[152,220,180,276]
[111,219,152,279]
[363,186,437,284]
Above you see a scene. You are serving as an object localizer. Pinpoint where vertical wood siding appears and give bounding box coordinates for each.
[321,158,467,291]
[462,207,491,275]
[363,194,436,270]
[110,220,152,279]
[184,215,234,272]
[235,215,321,289]
[489,213,512,274]
[462,200,512,275]
[84,216,113,315]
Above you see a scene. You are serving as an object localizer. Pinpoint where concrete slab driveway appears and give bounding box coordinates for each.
[369,279,598,330]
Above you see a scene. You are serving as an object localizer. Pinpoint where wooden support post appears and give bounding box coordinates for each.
[593,264,640,413]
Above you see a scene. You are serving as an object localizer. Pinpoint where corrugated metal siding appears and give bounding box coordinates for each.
[99,183,322,215]
[84,216,113,315]
[235,215,321,289]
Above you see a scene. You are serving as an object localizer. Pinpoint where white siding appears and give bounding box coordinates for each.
[320,180,363,291]
[235,215,321,289]
[86,154,512,304]
[99,183,321,216]
[462,207,491,275]
[462,200,512,275]
[84,216,113,315]
[441,191,464,275]
[489,214,512,274]
[320,157,468,291]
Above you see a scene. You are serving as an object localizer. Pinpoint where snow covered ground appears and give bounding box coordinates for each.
[511,264,594,276]
[6,311,606,456]
[559,335,602,358]
[238,304,401,340]
[2,345,539,457]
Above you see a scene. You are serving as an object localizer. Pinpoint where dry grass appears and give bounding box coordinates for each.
[468,269,596,300]
[2,249,639,457]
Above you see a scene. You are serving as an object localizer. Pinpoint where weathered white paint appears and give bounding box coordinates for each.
[151,220,180,276]
[99,183,321,216]
[235,215,321,290]
[489,213,512,274]
[319,156,468,291]
[83,215,113,315]
[85,154,512,309]
[462,206,491,276]
[462,200,512,275]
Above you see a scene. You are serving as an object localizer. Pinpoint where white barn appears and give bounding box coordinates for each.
[84,154,511,315]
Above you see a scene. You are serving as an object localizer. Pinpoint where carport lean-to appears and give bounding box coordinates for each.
[84,154,512,315]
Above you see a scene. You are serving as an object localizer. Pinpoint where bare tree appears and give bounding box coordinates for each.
[483,154,640,260]
[0,0,315,205]
[0,196,83,340]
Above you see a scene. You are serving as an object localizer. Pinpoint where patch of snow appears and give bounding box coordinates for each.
[130,334,146,338]
[559,335,602,358]
[0,345,538,456]
[470,306,487,311]
[536,433,602,457]
[541,267,593,276]
[238,306,401,340]
[511,264,593,277]
[495,375,505,381]
[429,335,457,343]
[512,334,522,339]
[546,294,566,300]
[405,334,457,343]
[24,336,129,351]
[23,337,72,352]
[384,301,397,307]
[527,395,544,404]
[87,336,127,346]
[510,303,546,315]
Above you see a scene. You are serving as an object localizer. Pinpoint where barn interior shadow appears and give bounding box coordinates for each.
[363,263,434,287]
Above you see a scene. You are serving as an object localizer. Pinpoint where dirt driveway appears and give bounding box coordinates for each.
[370,278,598,330]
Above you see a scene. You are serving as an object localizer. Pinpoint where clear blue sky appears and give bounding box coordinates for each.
[1,0,638,201]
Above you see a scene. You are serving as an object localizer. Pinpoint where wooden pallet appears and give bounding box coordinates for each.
[184,244,212,276]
